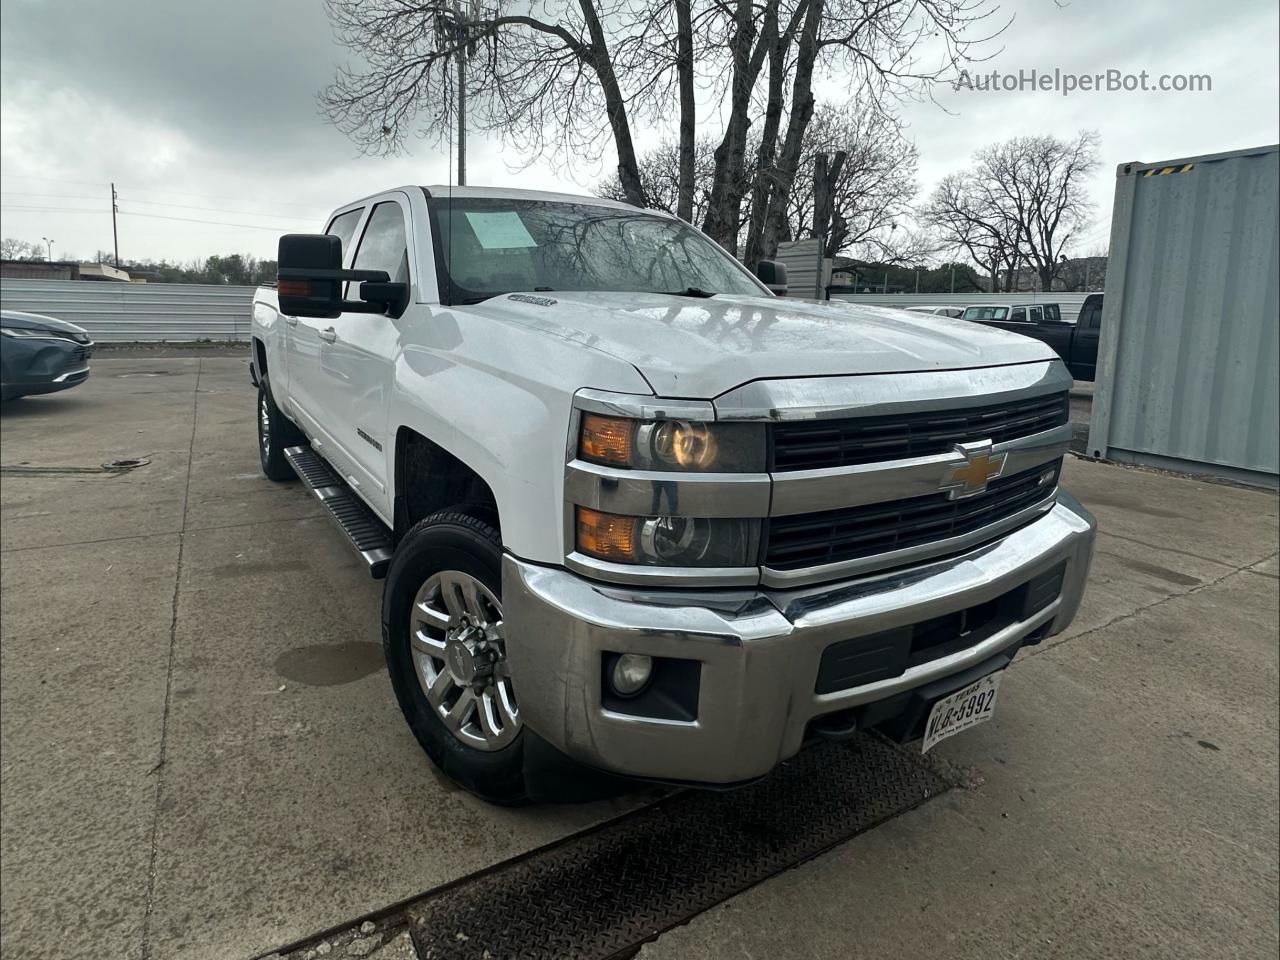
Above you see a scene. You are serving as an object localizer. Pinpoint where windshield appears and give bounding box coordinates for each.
[427,198,764,304]
[962,306,1009,321]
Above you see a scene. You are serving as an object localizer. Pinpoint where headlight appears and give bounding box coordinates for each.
[578,413,765,472]
[576,507,760,567]
[0,326,51,338]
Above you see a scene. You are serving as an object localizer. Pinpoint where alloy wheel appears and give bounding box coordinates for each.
[258,394,271,456]
[410,570,520,751]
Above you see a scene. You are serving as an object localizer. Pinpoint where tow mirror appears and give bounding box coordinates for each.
[756,260,788,296]
[276,234,408,319]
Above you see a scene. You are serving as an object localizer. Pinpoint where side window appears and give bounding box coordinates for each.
[1010,307,1027,322]
[1028,306,1043,323]
[1045,304,1062,322]
[325,209,364,260]
[352,201,409,284]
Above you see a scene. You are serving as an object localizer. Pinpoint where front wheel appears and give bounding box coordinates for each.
[257,375,304,481]
[382,511,528,804]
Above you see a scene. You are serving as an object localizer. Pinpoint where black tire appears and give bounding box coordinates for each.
[257,374,304,482]
[382,511,529,805]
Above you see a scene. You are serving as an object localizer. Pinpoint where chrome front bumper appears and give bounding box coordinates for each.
[503,492,1096,784]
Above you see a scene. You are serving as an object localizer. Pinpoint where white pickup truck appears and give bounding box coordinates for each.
[250,186,1095,803]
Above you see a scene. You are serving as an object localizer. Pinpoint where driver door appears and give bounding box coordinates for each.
[311,196,413,517]
[285,206,365,438]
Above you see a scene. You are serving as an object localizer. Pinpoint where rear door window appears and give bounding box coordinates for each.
[1045,304,1062,322]
[1010,307,1027,322]
[1029,306,1043,323]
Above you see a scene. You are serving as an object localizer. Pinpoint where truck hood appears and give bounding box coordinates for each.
[469,291,1058,398]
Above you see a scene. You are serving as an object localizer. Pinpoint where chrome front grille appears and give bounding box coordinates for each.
[763,462,1060,572]
[769,392,1068,471]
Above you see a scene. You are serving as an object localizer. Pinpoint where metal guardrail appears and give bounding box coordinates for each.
[829,292,1097,324]
[0,279,256,342]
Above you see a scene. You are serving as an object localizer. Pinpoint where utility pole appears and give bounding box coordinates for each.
[455,0,467,186]
[914,266,920,294]
[41,236,54,261]
[950,263,956,293]
[111,183,120,267]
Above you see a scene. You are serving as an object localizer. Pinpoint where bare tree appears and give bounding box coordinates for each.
[976,132,1099,290]
[600,101,916,263]
[782,103,918,259]
[752,0,1007,263]
[597,135,720,226]
[1,238,45,261]
[921,171,1022,291]
[320,0,653,205]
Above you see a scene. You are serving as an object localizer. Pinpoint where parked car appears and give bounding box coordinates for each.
[0,309,95,401]
[961,298,1101,381]
[905,305,965,318]
[250,186,1096,803]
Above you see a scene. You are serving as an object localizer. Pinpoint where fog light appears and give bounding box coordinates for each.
[610,654,653,696]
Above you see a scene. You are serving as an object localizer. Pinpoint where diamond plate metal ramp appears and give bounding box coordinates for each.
[269,735,950,960]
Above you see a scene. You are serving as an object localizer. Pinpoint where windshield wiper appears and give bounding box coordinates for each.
[664,287,716,298]
[459,294,498,305]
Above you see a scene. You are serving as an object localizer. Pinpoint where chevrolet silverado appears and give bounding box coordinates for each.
[249,186,1096,803]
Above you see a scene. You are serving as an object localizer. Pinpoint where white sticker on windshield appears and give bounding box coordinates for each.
[464,212,538,250]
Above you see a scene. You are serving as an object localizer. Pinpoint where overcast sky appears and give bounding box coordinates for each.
[1,0,1276,264]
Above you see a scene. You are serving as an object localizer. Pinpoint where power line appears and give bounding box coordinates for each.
[1,204,104,214]
[1,191,326,221]
[1,173,327,213]
[0,173,108,188]
[119,210,303,231]
[1,203,300,231]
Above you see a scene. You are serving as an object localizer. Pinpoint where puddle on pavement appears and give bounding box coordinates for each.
[274,641,384,686]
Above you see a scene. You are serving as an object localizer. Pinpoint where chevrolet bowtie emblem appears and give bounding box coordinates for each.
[940,441,1007,499]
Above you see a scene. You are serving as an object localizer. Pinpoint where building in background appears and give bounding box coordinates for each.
[0,260,132,282]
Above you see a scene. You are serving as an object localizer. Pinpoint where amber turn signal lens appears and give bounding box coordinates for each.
[276,279,311,297]
[579,414,635,466]
[576,507,639,562]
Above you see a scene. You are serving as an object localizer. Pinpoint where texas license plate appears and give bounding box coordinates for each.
[922,672,1003,753]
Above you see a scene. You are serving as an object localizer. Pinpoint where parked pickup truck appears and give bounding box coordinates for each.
[250,186,1096,803]
[961,296,1103,381]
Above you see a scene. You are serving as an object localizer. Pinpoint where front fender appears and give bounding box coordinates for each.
[389,307,652,564]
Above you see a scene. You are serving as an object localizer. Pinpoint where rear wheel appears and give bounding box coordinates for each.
[257,375,304,481]
[382,511,528,804]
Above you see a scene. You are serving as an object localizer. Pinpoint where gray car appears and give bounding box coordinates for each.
[0,309,95,401]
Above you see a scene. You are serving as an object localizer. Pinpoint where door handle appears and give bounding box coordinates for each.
[319,327,338,344]
[285,316,298,327]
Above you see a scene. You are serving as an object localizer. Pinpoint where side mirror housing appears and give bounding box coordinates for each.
[756,260,788,296]
[276,234,408,319]
[277,235,344,318]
